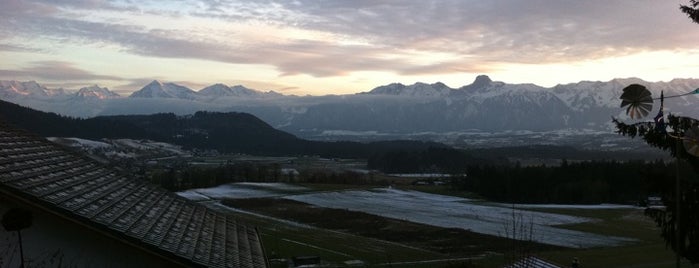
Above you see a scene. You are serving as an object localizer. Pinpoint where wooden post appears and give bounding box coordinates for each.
[675,137,681,268]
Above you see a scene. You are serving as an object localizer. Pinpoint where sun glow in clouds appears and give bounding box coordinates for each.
[493,50,699,87]
[0,1,698,94]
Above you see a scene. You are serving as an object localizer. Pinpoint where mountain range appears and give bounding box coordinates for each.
[2,76,698,145]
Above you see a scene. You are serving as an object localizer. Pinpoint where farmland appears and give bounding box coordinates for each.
[178,182,692,267]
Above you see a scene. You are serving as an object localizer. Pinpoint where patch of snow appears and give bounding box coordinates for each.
[104,151,136,158]
[319,130,386,136]
[182,184,279,199]
[514,203,637,209]
[178,182,308,200]
[47,137,111,149]
[387,173,453,178]
[175,191,211,201]
[285,188,634,248]
[114,139,151,150]
[236,182,308,192]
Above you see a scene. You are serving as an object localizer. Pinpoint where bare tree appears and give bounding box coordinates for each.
[501,204,537,267]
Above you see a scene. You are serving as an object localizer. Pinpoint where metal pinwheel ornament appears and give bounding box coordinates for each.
[620,84,653,119]
[620,85,699,120]
[619,84,699,156]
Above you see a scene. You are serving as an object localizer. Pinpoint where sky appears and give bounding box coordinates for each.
[1,0,698,96]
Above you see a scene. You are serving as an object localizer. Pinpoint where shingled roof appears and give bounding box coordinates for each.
[0,121,267,268]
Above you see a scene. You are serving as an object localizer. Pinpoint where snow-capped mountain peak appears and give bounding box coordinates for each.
[75,85,120,99]
[365,83,406,95]
[229,85,259,97]
[365,82,452,97]
[129,80,197,100]
[0,80,56,97]
[199,83,259,98]
[198,83,231,97]
[470,75,493,89]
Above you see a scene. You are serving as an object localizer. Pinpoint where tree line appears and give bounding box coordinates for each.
[451,160,673,204]
[367,147,681,204]
[149,162,379,191]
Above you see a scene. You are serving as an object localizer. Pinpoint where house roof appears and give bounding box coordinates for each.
[0,121,267,268]
[504,255,562,268]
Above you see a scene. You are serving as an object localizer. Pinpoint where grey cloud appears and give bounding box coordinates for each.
[0,0,59,17]
[111,78,157,94]
[34,0,111,9]
[396,61,496,76]
[0,61,124,81]
[0,44,46,53]
[4,0,699,79]
[265,0,699,63]
[12,15,458,77]
[178,0,699,66]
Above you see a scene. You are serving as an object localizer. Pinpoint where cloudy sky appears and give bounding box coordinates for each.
[1,0,698,95]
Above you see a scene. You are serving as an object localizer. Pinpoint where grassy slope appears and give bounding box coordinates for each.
[230,210,471,268]
[530,208,694,268]
[407,185,696,267]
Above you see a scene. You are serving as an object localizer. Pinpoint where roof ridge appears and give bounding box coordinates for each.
[0,119,267,267]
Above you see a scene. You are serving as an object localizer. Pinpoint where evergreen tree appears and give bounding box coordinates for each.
[681,0,699,23]
[614,104,699,263]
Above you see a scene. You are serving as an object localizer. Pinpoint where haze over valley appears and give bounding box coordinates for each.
[3,76,698,151]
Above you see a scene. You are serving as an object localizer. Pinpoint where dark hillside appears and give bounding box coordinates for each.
[0,99,447,158]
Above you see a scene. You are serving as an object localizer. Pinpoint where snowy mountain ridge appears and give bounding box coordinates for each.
[0,80,66,98]
[76,85,121,99]
[2,76,699,141]
[129,80,199,100]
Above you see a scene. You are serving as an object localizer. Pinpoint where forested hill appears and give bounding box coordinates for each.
[0,99,447,158]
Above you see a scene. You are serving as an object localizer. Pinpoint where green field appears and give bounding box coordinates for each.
[529,208,694,268]
[233,211,477,268]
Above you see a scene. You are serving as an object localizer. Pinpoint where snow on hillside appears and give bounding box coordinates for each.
[112,139,188,155]
[46,136,189,161]
[47,137,112,149]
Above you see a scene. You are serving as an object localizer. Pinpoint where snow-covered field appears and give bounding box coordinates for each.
[177,183,635,248]
[515,203,637,209]
[176,182,308,201]
[285,188,635,248]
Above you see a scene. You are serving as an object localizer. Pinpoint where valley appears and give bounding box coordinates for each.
[37,132,689,266]
[0,78,695,267]
[3,2,699,267]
